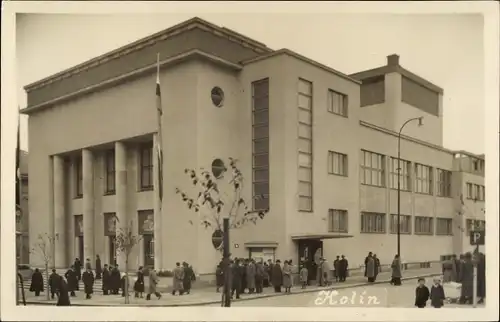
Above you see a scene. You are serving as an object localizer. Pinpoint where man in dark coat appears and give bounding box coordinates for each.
[56,276,71,306]
[29,268,44,296]
[339,255,348,282]
[255,260,265,294]
[82,267,95,299]
[231,259,242,299]
[364,252,373,277]
[182,262,195,294]
[102,264,110,295]
[271,260,283,293]
[333,256,340,282]
[48,268,60,299]
[476,252,486,304]
[73,258,82,283]
[95,255,102,280]
[64,266,78,297]
[459,252,474,304]
[111,265,121,294]
[373,254,381,281]
[266,260,273,287]
[240,259,248,294]
[215,262,224,292]
[452,254,460,282]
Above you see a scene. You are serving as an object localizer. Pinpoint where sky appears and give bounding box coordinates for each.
[16,13,485,153]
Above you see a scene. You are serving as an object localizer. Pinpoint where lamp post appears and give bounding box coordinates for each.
[397,117,424,258]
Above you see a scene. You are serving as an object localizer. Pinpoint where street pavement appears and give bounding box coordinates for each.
[22,267,440,306]
[216,278,486,308]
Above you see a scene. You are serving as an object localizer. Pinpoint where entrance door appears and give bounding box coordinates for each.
[78,236,84,261]
[143,234,155,268]
[109,236,117,266]
[298,239,323,283]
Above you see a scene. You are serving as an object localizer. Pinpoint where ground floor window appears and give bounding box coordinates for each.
[414,216,434,235]
[360,212,386,233]
[436,218,453,236]
[389,214,411,234]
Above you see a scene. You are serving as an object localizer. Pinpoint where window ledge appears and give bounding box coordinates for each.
[327,110,348,118]
[414,232,434,236]
[360,231,387,234]
[103,191,116,196]
[73,195,83,200]
[139,187,154,192]
[328,172,348,178]
[414,192,433,196]
[389,231,411,235]
[389,187,411,192]
[361,183,386,189]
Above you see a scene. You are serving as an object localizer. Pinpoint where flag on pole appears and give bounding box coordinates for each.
[16,113,21,214]
[156,54,164,206]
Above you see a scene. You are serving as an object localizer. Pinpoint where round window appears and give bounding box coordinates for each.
[211,159,226,179]
[211,87,224,107]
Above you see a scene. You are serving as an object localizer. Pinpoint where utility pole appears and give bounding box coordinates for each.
[222,218,231,307]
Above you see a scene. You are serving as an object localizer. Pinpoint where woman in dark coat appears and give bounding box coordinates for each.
[134,266,145,298]
[29,268,44,296]
[391,255,402,286]
[111,265,121,294]
[102,264,110,295]
[271,260,283,293]
[56,276,71,306]
[64,266,78,297]
[182,262,195,294]
[215,263,224,292]
[82,268,95,299]
[95,255,102,280]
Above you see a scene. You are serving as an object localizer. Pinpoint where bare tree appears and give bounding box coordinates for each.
[30,233,58,300]
[175,157,269,245]
[113,216,142,304]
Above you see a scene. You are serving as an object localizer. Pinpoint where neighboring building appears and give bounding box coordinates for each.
[16,150,30,264]
[22,17,484,273]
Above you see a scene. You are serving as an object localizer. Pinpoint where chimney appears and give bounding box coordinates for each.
[387,54,400,66]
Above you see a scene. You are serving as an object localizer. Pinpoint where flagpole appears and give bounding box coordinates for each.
[15,111,21,305]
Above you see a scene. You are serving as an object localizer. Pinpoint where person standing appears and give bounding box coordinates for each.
[476,252,486,304]
[364,252,372,277]
[95,255,102,280]
[82,267,95,299]
[316,258,324,286]
[85,258,92,270]
[373,254,381,281]
[333,256,340,282]
[299,263,308,289]
[458,252,474,304]
[453,254,462,282]
[111,265,121,295]
[73,258,82,289]
[146,269,162,300]
[365,255,375,283]
[64,266,78,297]
[240,259,248,294]
[282,260,292,293]
[134,266,145,298]
[246,260,256,294]
[182,262,195,295]
[48,269,60,299]
[102,264,110,295]
[231,259,242,299]
[29,268,44,297]
[339,255,348,282]
[414,278,430,308]
[56,276,71,306]
[215,262,224,293]
[391,254,402,286]
[265,260,273,287]
[172,262,185,296]
[271,260,283,293]
[430,278,446,308]
[321,258,331,286]
[255,260,264,294]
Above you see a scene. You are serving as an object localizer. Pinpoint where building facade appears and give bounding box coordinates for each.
[16,150,30,264]
[23,17,485,275]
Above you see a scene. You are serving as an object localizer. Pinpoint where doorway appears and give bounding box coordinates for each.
[143,234,155,268]
[78,236,84,261]
[109,236,117,266]
[297,239,323,283]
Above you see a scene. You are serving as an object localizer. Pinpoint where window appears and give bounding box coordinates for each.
[389,157,411,191]
[436,218,453,236]
[466,183,485,201]
[328,209,348,233]
[360,150,385,187]
[104,150,115,194]
[298,78,313,212]
[327,89,348,117]
[360,212,386,233]
[466,219,485,235]
[436,169,452,197]
[211,86,224,107]
[139,143,153,190]
[390,214,411,234]
[252,79,270,210]
[414,216,434,235]
[327,151,347,176]
[74,157,83,198]
[414,163,433,195]
[211,159,226,179]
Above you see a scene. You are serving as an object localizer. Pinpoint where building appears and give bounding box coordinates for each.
[22,17,485,275]
[16,150,30,264]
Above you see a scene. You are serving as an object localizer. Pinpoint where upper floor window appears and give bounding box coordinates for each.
[327,89,348,117]
[390,214,411,234]
[414,163,433,195]
[74,157,83,198]
[466,219,485,235]
[328,209,348,233]
[466,183,485,201]
[436,218,453,236]
[327,151,348,176]
[389,157,411,191]
[414,216,433,235]
[139,144,153,190]
[360,150,385,187]
[360,212,386,233]
[436,169,452,197]
[104,150,116,195]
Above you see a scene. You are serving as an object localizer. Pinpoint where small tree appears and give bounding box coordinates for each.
[113,217,141,304]
[175,157,269,239]
[30,233,58,300]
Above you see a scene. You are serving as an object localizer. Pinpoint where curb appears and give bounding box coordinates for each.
[23,272,440,307]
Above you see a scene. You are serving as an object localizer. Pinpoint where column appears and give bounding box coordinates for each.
[153,134,163,270]
[82,149,95,262]
[53,155,67,268]
[115,141,128,269]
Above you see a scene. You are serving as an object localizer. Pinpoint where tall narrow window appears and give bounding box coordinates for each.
[252,79,270,210]
[74,156,83,198]
[436,169,452,197]
[389,157,411,191]
[415,163,433,195]
[327,89,348,117]
[360,150,385,187]
[298,78,313,211]
[104,150,116,194]
[328,209,348,232]
[139,143,153,190]
[327,151,348,176]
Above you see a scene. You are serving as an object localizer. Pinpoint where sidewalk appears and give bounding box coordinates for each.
[23,267,440,306]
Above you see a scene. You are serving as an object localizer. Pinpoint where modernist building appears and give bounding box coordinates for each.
[23,17,485,275]
[16,150,30,264]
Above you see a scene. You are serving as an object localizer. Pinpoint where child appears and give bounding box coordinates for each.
[414,278,430,308]
[299,264,308,289]
[430,278,446,308]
